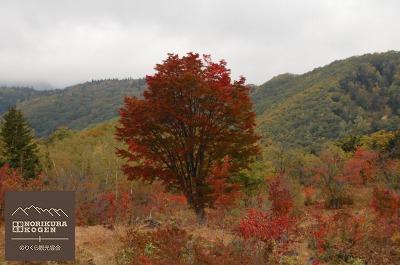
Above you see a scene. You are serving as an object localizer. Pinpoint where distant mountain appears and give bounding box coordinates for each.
[252,51,400,150]
[13,78,146,136]
[2,52,400,146]
[0,86,52,113]
[0,81,56,90]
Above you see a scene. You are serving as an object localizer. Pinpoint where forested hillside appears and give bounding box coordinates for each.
[2,52,400,146]
[16,78,146,136]
[0,86,51,113]
[253,51,400,149]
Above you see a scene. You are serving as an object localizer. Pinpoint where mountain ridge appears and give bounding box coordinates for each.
[10,78,146,136]
[253,51,400,149]
[2,51,400,149]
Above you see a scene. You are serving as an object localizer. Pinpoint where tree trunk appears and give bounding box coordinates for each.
[195,207,207,225]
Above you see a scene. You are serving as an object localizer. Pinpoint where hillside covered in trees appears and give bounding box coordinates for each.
[0,86,51,113]
[0,78,146,136]
[2,52,400,147]
[253,51,400,149]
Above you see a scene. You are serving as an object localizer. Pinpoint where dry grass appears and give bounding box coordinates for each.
[188,225,235,245]
[75,225,126,265]
[0,225,126,265]
[0,224,238,265]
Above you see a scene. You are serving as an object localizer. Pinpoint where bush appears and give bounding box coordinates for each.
[116,225,255,265]
[371,187,400,237]
[0,164,49,221]
[237,176,298,258]
[309,208,400,264]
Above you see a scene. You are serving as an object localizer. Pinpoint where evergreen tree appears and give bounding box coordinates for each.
[0,106,41,179]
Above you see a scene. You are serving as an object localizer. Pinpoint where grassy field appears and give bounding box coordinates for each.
[0,225,239,265]
[0,225,124,265]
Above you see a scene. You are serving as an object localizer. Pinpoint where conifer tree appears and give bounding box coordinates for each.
[0,106,41,179]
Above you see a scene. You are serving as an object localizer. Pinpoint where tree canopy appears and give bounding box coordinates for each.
[116,53,259,223]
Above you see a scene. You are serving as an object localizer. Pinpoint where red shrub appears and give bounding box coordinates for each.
[0,164,48,219]
[310,211,368,259]
[371,187,400,237]
[97,191,118,224]
[0,165,23,217]
[309,206,400,263]
[344,148,379,185]
[96,190,137,224]
[237,176,297,250]
[311,214,329,254]
[372,187,399,217]
[268,177,294,216]
[238,208,295,244]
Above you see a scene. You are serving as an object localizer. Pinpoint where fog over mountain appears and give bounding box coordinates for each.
[0,81,56,90]
[1,0,400,87]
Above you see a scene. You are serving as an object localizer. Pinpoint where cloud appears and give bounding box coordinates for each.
[0,0,399,88]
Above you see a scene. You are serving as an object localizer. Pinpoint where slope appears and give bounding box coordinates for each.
[17,78,146,136]
[253,51,400,150]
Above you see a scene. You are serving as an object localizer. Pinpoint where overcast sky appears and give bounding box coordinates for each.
[1,0,399,88]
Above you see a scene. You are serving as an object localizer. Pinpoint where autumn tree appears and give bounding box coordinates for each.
[0,106,41,179]
[312,145,349,209]
[116,53,259,223]
[344,147,379,185]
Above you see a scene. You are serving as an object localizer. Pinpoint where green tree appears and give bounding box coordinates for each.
[0,106,41,179]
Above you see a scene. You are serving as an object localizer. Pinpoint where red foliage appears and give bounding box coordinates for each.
[310,211,367,255]
[207,157,241,209]
[371,187,400,236]
[372,187,399,217]
[344,147,379,184]
[0,165,23,216]
[0,164,48,218]
[97,191,117,223]
[116,53,259,221]
[165,194,187,205]
[311,214,328,254]
[95,189,138,224]
[304,186,316,206]
[311,147,354,209]
[238,176,296,249]
[268,177,294,216]
[310,205,400,263]
[137,255,155,265]
[238,208,295,244]
[146,183,187,215]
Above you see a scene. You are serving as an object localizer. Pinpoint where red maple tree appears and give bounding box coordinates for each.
[116,53,259,223]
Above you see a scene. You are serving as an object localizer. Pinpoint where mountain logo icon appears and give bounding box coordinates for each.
[11,205,69,218]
